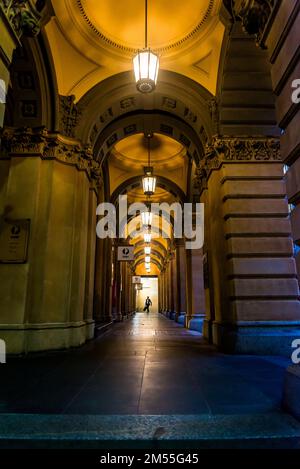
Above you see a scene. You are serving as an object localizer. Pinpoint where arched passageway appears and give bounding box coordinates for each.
[0,0,300,449]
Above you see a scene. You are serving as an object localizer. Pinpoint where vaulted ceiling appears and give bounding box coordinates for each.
[43,0,223,276]
[46,0,225,99]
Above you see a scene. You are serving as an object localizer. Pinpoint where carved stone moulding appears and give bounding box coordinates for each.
[0,0,42,42]
[233,0,277,45]
[0,126,103,186]
[204,135,281,173]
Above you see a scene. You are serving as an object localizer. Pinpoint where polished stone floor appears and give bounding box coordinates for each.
[0,313,291,415]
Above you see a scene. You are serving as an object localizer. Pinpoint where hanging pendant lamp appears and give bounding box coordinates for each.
[133,0,159,93]
[142,134,157,196]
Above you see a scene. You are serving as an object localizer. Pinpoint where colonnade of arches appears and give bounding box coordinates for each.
[0,0,300,357]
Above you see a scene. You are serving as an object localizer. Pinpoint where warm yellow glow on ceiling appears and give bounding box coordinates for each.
[114,133,185,166]
[109,133,188,196]
[81,0,212,50]
[127,186,175,205]
[47,0,225,99]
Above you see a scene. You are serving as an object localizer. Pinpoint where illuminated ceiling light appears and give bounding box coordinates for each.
[144,246,151,255]
[133,0,159,93]
[142,170,157,196]
[145,262,151,269]
[142,134,157,196]
[141,210,152,226]
[144,232,152,243]
[145,256,151,264]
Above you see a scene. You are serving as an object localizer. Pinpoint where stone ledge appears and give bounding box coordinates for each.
[283,365,300,420]
[0,412,299,449]
[0,321,94,354]
[212,322,300,355]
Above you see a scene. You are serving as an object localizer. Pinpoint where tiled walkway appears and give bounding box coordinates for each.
[0,313,291,415]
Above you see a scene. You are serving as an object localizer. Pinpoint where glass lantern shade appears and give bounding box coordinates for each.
[145,256,151,264]
[133,49,159,93]
[144,246,151,255]
[141,210,152,226]
[145,262,151,269]
[144,233,152,243]
[142,174,157,196]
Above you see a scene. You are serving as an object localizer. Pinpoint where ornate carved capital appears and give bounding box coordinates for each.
[0,126,102,188]
[0,0,42,41]
[233,0,276,44]
[1,126,47,154]
[59,95,83,138]
[204,135,281,172]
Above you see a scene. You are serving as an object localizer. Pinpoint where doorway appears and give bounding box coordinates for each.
[136,277,158,313]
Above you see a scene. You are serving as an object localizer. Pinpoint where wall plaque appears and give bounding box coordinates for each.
[0,219,30,264]
[118,246,134,261]
[132,276,141,284]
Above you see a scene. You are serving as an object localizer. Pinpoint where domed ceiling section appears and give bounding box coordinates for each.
[46,0,225,98]
[79,0,215,52]
[109,133,188,196]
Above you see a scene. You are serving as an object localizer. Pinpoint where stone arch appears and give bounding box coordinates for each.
[4,33,59,131]
[76,70,215,149]
[110,175,186,204]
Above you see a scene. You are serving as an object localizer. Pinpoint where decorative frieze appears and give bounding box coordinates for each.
[233,0,276,44]
[204,135,281,172]
[59,95,83,138]
[1,126,47,154]
[0,0,42,41]
[0,127,102,186]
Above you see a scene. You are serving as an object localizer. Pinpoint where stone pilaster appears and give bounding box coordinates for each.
[186,248,206,332]
[176,241,187,324]
[203,135,300,355]
[166,259,172,313]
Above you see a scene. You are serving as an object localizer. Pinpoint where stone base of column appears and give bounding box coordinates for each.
[169,311,177,320]
[203,319,213,342]
[212,321,300,356]
[114,313,123,322]
[186,314,205,333]
[177,312,186,326]
[95,314,113,324]
[0,320,95,354]
[283,366,300,420]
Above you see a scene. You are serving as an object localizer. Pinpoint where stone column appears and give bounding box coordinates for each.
[126,265,132,314]
[186,248,206,332]
[163,269,166,312]
[94,179,113,325]
[169,253,176,319]
[0,127,100,353]
[176,241,187,324]
[161,269,166,312]
[200,179,215,342]
[158,274,162,313]
[166,264,171,312]
[172,249,180,319]
[114,257,122,322]
[168,260,173,314]
[84,186,97,322]
[203,136,300,355]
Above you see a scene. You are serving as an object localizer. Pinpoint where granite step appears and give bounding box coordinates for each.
[0,412,300,449]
